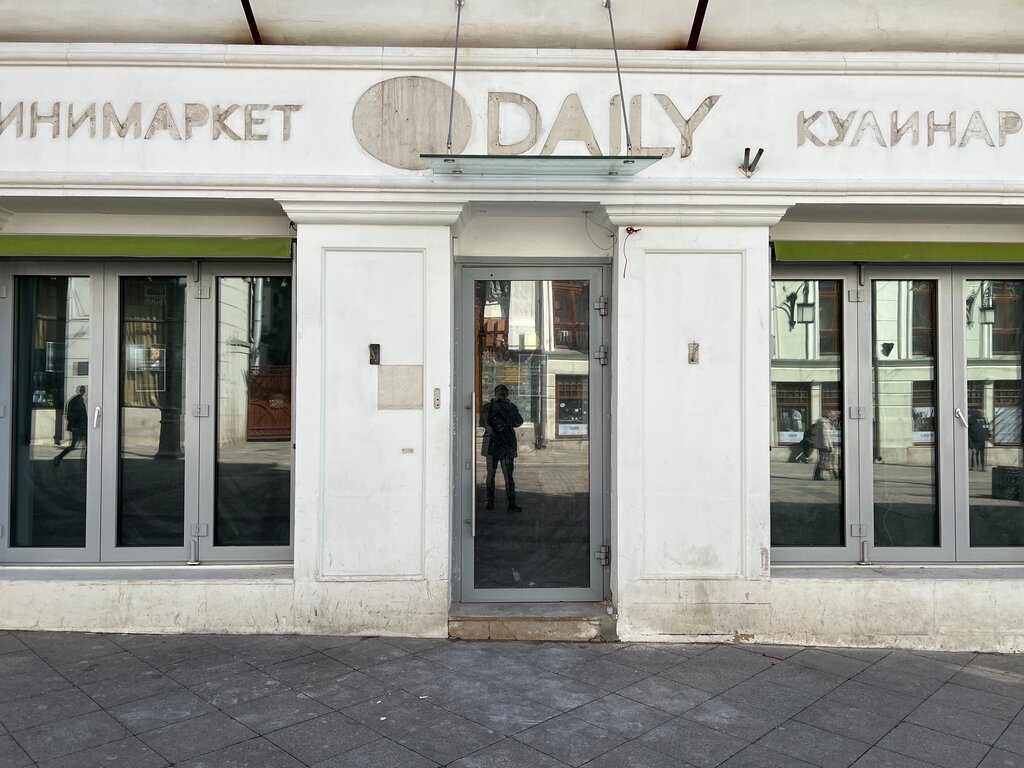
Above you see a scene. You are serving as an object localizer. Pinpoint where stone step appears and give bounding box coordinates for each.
[448,602,617,642]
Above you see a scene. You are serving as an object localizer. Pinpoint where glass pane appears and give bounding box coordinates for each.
[965,279,1024,546]
[10,276,90,547]
[118,276,186,547]
[473,279,591,589]
[770,280,845,546]
[873,280,939,547]
[214,277,292,546]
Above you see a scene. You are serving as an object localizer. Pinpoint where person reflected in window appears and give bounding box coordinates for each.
[485,384,524,512]
[968,408,992,471]
[54,386,87,467]
[812,410,837,481]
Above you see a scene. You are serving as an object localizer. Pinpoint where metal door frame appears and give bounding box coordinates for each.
[455,265,609,602]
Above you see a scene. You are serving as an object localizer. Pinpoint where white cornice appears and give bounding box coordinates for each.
[278,199,466,226]
[604,204,791,228]
[1,43,1024,77]
[0,207,11,231]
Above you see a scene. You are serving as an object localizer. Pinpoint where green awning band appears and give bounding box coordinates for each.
[774,241,1024,263]
[0,235,292,259]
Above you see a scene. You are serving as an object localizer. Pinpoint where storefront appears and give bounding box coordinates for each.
[1,43,1023,649]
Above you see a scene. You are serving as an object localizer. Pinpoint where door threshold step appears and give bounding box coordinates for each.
[449,602,617,642]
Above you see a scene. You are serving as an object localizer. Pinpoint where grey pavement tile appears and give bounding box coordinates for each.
[0,733,34,767]
[851,746,941,768]
[107,688,216,734]
[80,669,186,708]
[757,721,871,768]
[56,650,155,686]
[735,644,806,660]
[996,723,1024,755]
[570,693,673,737]
[514,714,627,767]
[657,642,717,657]
[596,644,685,673]
[342,689,428,726]
[794,698,906,744]
[877,722,989,768]
[682,697,788,742]
[421,642,538,672]
[661,657,766,696]
[0,649,52,676]
[906,699,1008,745]
[415,675,561,735]
[824,681,923,720]
[352,696,502,765]
[929,683,1024,721]
[872,651,964,682]
[0,634,28,656]
[582,740,696,768]
[720,676,826,718]
[0,687,99,732]
[19,633,123,665]
[559,655,653,692]
[265,712,379,765]
[291,635,364,652]
[300,669,392,709]
[854,667,946,700]
[720,744,817,768]
[0,668,73,703]
[788,649,874,679]
[323,637,410,669]
[138,711,256,764]
[364,655,456,689]
[758,663,847,697]
[640,716,750,768]
[224,690,332,734]
[174,737,305,768]
[225,638,316,669]
[161,651,255,686]
[190,668,291,708]
[702,646,780,676]
[11,710,129,763]
[911,649,979,666]
[815,647,892,664]
[980,749,1024,768]
[263,652,353,688]
[379,636,449,654]
[312,737,439,767]
[119,636,218,667]
[952,668,1024,702]
[36,735,168,768]
[448,738,571,768]
[973,655,1024,680]
[618,674,714,715]
[500,668,607,711]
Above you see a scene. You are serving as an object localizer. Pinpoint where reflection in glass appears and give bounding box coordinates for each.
[872,280,939,547]
[118,277,186,547]
[11,277,90,547]
[215,277,292,546]
[473,280,591,589]
[770,279,844,546]
[965,279,1024,546]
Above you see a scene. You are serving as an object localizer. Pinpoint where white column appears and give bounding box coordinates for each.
[281,200,463,637]
[604,204,788,641]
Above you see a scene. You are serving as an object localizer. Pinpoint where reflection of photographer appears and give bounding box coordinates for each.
[485,385,524,512]
[968,409,992,471]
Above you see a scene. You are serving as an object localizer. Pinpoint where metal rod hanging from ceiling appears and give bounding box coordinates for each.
[687,0,710,50]
[446,0,466,154]
[239,0,263,45]
[603,0,631,153]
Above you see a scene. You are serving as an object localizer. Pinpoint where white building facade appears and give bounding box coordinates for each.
[1,40,1024,650]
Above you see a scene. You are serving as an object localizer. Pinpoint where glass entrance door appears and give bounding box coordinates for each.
[772,264,1024,563]
[1,261,293,564]
[458,267,608,601]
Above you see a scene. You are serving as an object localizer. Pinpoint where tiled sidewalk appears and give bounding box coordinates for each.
[1,632,1023,767]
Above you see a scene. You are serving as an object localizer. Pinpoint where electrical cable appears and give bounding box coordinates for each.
[583,212,614,251]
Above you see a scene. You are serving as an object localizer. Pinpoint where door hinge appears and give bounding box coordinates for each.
[192,404,210,418]
[0,523,4,538]
[0,404,6,418]
[0,284,7,299]
[848,406,866,420]
[194,285,211,299]
[849,524,866,538]
[191,524,209,537]
[594,344,609,365]
[593,296,609,316]
[594,543,611,566]
[848,289,863,303]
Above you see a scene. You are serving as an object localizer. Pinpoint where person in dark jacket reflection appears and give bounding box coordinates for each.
[485,385,524,512]
[54,386,87,467]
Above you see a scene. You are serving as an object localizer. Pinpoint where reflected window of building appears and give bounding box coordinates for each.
[911,281,935,357]
[818,280,841,357]
[994,380,1022,446]
[993,280,1023,355]
[552,281,588,351]
[556,375,589,438]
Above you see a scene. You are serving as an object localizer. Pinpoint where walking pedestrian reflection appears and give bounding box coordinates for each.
[484,385,523,513]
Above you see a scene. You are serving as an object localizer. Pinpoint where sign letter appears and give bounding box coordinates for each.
[212,104,241,140]
[103,102,142,139]
[488,92,539,155]
[541,94,602,155]
[797,111,825,147]
[655,95,719,157]
[928,111,956,146]
[999,111,1022,147]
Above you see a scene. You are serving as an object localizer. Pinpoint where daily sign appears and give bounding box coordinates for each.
[0,101,303,140]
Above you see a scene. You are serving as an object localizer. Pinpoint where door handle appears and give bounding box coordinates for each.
[92,406,102,428]
[955,407,968,428]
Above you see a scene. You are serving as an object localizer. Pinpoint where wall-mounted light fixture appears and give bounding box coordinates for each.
[966,280,996,327]
[739,147,764,178]
[774,281,815,330]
